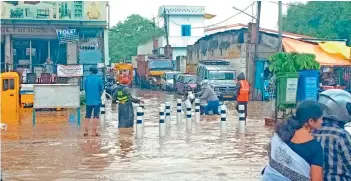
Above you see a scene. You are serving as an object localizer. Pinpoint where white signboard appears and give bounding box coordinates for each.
[286,78,298,103]
[33,84,80,108]
[57,65,83,77]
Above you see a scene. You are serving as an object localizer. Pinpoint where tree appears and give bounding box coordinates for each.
[109,14,164,62]
[282,2,351,44]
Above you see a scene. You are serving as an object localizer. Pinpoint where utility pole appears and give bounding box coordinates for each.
[163,9,169,46]
[250,1,261,100]
[278,1,283,52]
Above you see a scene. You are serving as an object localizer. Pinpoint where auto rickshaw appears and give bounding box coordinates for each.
[114,63,133,87]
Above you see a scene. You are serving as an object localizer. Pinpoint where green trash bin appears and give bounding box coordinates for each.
[276,72,299,110]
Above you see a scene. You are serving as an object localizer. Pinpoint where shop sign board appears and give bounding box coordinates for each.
[57,65,83,77]
[286,78,298,103]
[1,27,56,35]
[56,29,79,44]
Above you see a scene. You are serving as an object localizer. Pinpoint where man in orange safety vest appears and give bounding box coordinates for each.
[235,72,250,117]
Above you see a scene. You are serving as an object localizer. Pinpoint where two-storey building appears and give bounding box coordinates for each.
[137,5,214,64]
[0,1,109,85]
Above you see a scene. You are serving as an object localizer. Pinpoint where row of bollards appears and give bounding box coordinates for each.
[133,98,246,138]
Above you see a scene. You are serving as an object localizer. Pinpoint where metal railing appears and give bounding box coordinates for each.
[1,63,105,91]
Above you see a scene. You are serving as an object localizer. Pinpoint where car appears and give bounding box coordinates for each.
[175,74,197,94]
[161,71,182,91]
[173,74,182,90]
[196,60,237,100]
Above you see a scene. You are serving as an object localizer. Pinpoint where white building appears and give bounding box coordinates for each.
[137,5,215,61]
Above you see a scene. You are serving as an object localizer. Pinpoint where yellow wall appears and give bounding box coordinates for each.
[1,1,107,21]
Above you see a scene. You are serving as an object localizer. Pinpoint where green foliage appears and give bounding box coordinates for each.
[80,95,85,106]
[109,14,165,63]
[282,2,351,44]
[268,52,320,73]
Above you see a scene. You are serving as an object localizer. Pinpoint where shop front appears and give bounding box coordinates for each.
[1,26,69,82]
[1,21,106,85]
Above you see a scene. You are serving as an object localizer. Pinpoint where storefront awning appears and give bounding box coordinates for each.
[318,42,351,59]
[283,38,351,66]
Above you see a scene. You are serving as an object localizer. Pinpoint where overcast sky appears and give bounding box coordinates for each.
[109,0,305,31]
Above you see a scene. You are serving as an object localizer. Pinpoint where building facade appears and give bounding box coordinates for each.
[187,24,314,100]
[137,5,207,61]
[0,1,109,85]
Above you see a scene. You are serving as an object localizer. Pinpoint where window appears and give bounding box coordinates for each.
[2,79,15,91]
[209,71,235,80]
[181,25,191,36]
[183,76,196,83]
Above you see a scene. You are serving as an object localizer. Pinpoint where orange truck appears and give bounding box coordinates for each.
[136,55,173,89]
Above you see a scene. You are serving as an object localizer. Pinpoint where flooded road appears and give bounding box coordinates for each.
[2,90,273,181]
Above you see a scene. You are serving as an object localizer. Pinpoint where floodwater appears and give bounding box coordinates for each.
[2,90,274,181]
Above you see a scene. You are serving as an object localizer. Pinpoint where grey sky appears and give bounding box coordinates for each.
[109,0,303,31]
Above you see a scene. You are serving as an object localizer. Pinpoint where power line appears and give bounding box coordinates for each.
[268,1,309,10]
[168,2,255,29]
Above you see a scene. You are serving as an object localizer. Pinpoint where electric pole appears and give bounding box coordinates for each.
[251,1,261,100]
[278,1,283,52]
[163,9,169,46]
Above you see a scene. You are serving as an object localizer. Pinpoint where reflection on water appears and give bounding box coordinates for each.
[2,90,273,180]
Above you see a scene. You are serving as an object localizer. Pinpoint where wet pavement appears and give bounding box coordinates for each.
[2,90,274,181]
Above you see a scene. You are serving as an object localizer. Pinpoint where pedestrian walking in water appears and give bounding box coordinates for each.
[112,80,143,128]
[235,72,249,117]
[84,67,104,136]
[313,89,351,181]
[262,100,324,181]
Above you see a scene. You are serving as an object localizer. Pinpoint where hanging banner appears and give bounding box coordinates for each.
[57,65,83,77]
[56,29,79,44]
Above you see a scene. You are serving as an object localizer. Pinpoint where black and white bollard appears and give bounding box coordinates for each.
[238,104,246,134]
[186,102,192,130]
[176,99,182,125]
[165,102,171,128]
[136,106,144,138]
[159,106,166,137]
[220,105,227,135]
[100,91,106,132]
[195,99,200,124]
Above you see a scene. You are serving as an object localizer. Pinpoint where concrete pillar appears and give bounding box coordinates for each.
[180,56,186,73]
[5,35,12,71]
[103,29,110,65]
[66,42,78,85]
[67,42,77,64]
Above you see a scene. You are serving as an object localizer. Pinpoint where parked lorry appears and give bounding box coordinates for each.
[136,55,173,89]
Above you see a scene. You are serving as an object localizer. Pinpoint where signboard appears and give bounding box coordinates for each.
[57,65,83,77]
[286,78,298,103]
[33,84,80,108]
[56,29,79,44]
[1,27,57,35]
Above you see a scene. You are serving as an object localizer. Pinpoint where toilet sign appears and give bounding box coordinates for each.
[56,29,79,44]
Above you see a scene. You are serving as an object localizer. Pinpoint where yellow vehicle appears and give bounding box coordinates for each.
[1,72,20,125]
[114,63,133,86]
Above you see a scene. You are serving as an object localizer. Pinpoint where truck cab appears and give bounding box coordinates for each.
[136,55,174,89]
[196,60,237,100]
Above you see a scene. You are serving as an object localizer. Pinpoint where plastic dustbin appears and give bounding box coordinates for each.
[276,72,299,109]
[297,70,319,101]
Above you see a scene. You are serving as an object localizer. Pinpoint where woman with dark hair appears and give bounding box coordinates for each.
[262,100,324,181]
